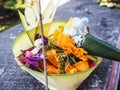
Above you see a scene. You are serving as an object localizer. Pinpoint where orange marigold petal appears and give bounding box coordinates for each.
[67,68,77,74]
[74,61,89,72]
[56,33,75,50]
[65,64,73,73]
[45,49,58,68]
[47,68,61,74]
[39,61,60,74]
[65,64,77,74]
[73,47,89,61]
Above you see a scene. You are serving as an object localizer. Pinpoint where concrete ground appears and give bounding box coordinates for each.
[0,0,120,90]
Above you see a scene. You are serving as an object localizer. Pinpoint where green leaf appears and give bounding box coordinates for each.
[18,10,36,44]
[3,0,16,9]
[16,0,23,4]
[25,6,37,29]
[17,0,60,45]
[42,0,59,24]
[18,10,28,31]
[32,1,39,22]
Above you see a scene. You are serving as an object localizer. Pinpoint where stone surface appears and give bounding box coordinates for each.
[0,0,120,90]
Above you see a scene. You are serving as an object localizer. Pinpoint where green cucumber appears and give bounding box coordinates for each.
[81,34,120,61]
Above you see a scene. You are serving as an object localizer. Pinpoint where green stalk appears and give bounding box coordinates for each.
[81,34,120,61]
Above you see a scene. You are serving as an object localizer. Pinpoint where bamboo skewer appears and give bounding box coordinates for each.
[38,0,48,90]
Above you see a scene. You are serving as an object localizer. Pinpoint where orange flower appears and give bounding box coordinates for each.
[39,61,60,74]
[46,49,59,68]
[73,61,89,72]
[65,64,77,74]
[56,33,76,55]
[68,68,77,74]
[64,48,73,54]
[43,24,91,74]
[73,48,88,61]
[57,34,75,48]
[54,27,89,61]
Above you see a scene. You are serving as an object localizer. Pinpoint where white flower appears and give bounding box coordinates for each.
[31,38,43,54]
[73,17,89,35]
[72,17,81,27]
[63,17,89,47]
[63,26,76,36]
[72,17,89,28]
[34,38,42,47]
[79,17,89,26]
[31,47,41,54]
[72,35,83,47]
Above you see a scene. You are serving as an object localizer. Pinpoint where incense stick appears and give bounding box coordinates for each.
[38,0,48,90]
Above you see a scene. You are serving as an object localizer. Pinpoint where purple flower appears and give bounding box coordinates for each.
[24,57,42,61]
[22,53,43,68]
[20,34,48,68]
[28,60,39,68]
[44,36,48,45]
[35,34,40,40]
[35,34,48,45]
